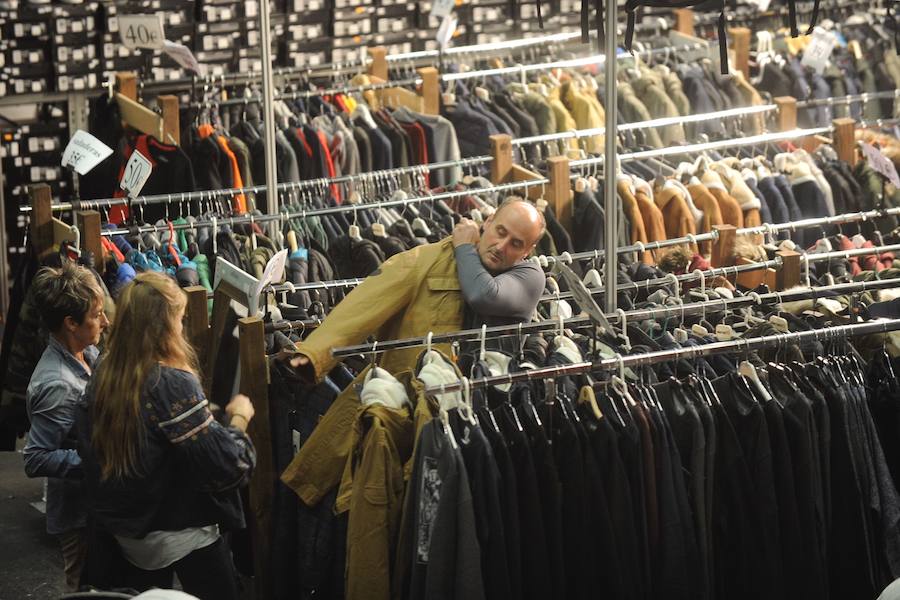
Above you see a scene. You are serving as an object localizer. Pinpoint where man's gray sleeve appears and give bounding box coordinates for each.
[454,244,545,320]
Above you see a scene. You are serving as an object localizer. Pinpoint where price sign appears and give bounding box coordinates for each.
[801,28,836,74]
[860,142,900,189]
[431,0,454,18]
[163,40,202,75]
[436,13,458,50]
[118,14,165,50]
[61,130,113,175]
[119,149,153,199]
[254,249,288,300]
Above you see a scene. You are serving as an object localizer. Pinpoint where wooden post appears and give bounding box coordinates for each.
[183,286,210,357]
[546,156,572,234]
[490,134,513,184]
[673,8,695,37]
[115,71,137,101]
[76,210,104,275]
[832,117,857,166]
[29,184,54,258]
[728,27,751,80]
[367,46,389,81]
[711,224,736,268]
[417,67,440,116]
[157,95,180,146]
[774,96,797,132]
[238,316,273,600]
[776,249,801,291]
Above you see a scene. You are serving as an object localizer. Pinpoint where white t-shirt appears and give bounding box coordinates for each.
[116,525,220,571]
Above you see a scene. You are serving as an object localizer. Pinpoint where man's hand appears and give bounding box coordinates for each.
[452,218,481,248]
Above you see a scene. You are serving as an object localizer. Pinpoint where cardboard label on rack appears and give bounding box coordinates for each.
[163,40,203,75]
[118,14,165,50]
[801,28,836,74]
[436,14,457,50]
[431,0,454,18]
[860,142,900,188]
[61,130,113,175]
[119,149,153,199]
[254,249,288,300]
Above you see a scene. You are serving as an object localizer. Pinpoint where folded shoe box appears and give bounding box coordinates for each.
[285,38,332,68]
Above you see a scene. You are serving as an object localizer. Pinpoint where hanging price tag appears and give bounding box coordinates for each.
[431,0,454,18]
[755,0,772,11]
[118,14,165,50]
[860,142,900,189]
[436,13,458,50]
[61,130,113,175]
[801,28,836,74]
[119,149,153,199]
[254,249,288,300]
[163,40,203,75]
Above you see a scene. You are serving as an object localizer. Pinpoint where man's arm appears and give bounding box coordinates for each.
[292,249,417,382]
[23,382,83,480]
[453,243,545,320]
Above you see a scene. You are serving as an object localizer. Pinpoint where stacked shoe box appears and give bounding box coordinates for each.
[102,1,196,82]
[373,0,416,57]
[52,2,101,93]
[0,2,53,96]
[0,105,71,261]
[332,3,375,64]
[236,1,290,74]
[285,0,332,69]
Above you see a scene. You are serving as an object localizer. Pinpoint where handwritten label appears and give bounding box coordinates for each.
[431,0,454,18]
[436,14,457,50]
[801,28,836,74]
[61,130,113,175]
[118,14,165,50]
[119,149,153,199]
[163,40,203,75]
[860,142,900,188]
[254,249,288,299]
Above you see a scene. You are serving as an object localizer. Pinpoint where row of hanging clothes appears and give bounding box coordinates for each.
[264,253,900,600]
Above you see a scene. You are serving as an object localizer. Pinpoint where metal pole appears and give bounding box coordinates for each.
[0,149,8,319]
[258,0,279,239]
[603,0,618,313]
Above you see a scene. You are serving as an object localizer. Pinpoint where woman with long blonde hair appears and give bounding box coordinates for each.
[76,272,256,599]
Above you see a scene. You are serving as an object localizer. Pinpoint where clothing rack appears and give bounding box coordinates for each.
[424,315,900,394]
[329,275,900,359]
[795,89,900,110]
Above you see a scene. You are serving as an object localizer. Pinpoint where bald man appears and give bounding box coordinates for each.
[290,198,546,382]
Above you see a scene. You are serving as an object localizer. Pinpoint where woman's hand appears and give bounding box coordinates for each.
[225,394,254,431]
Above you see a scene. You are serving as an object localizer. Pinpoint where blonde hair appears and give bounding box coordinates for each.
[31,262,104,332]
[91,272,198,480]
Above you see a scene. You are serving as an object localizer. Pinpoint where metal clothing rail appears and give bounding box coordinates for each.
[795,89,900,109]
[426,317,900,393]
[570,127,833,167]
[98,178,546,237]
[27,156,494,213]
[857,117,900,131]
[334,275,900,361]
[512,104,778,147]
[442,41,711,82]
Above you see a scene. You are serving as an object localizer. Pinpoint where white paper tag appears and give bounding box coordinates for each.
[61,130,113,175]
[254,249,289,299]
[436,13,457,50]
[801,28,836,74]
[755,0,772,11]
[163,39,203,75]
[119,149,153,199]
[118,14,165,50]
[860,142,900,188]
[431,0,454,19]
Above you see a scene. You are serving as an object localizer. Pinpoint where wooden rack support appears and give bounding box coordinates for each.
[728,27,751,80]
[157,95,180,146]
[776,249,801,291]
[367,46,389,82]
[115,72,137,101]
[490,134,514,184]
[237,316,273,600]
[832,117,857,166]
[546,156,572,234]
[418,67,440,117]
[76,210,104,275]
[29,184,54,258]
[710,224,736,269]
[774,96,797,132]
[183,286,210,356]
[673,8,695,37]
